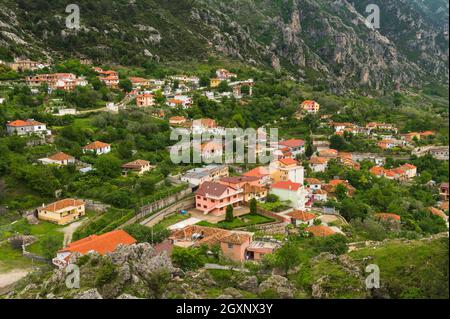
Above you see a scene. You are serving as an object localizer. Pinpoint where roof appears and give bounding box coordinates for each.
[329,180,348,187]
[7,119,44,127]
[399,163,417,170]
[278,158,299,166]
[169,116,186,122]
[319,149,338,157]
[170,225,252,246]
[370,166,385,175]
[196,181,235,197]
[271,180,302,191]
[428,207,448,221]
[47,152,74,161]
[375,213,401,221]
[287,210,316,221]
[301,100,319,107]
[220,176,260,184]
[83,141,110,150]
[310,157,328,165]
[305,225,336,237]
[41,198,84,212]
[193,118,216,128]
[243,166,269,178]
[305,178,322,185]
[279,139,305,148]
[122,160,150,169]
[61,230,136,255]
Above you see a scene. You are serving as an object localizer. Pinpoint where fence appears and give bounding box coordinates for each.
[118,188,193,228]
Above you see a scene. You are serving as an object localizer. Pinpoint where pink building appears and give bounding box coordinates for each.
[195,181,244,216]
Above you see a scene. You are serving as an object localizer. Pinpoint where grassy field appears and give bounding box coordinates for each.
[155,213,192,229]
[198,214,275,230]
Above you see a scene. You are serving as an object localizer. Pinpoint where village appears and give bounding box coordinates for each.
[0,57,448,299]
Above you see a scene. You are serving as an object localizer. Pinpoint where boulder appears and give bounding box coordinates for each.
[237,276,259,294]
[259,275,294,299]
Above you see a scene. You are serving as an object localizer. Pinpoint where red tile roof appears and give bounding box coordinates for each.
[41,199,84,213]
[220,176,260,184]
[278,158,299,166]
[7,119,44,127]
[305,178,322,185]
[61,230,136,255]
[122,160,150,169]
[310,157,328,165]
[271,180,302,191]
[279,139,305,148]
[83,141,110,150]
[375,213,401,221]
[196,181,236,197]
[287,210,316,221]
[243,167,269,178]
[48,152,74,161]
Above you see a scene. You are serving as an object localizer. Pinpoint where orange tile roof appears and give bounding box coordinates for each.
[278,158,299,166]
[122,159,150,169]
[310,157,328,165]
[399,163,416,170]
[7,119,44,127]
[329,179,348,187]
[169,116,186,122]
[41,199,84,212]
[61,230,136,255]
[243,166,269,178]
[305,178,322,185]
[220,233,252,245]
[271,180,302,191]
[279,139,305,148]
[370,166,385,176]
[319,149,338,157]
[48,152,74,161]
[375,213,401,221]
[83,141,110,150]
[305,225,336,237]
[428,207,448,220]
[287,210,316,221]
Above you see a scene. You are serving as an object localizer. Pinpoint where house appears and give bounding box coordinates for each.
[420,131,435,138]
[195,181,244,216]
[192,118,217,130]
[301,100,320,114]
[82,141,111,155]
[243,166,271,185]
[136,93,155,107]
[413,146,449,160]
[166,95,192,109]
[332,122,355,134]
[318,149,338,158]
[374,213,401,223]
[366,122,398,134]
[326,179,356,196]
[305,225,336,237]
[398,164,417,179]
[270,180,308,210]
[181,165,229,187]
[169,225,252,262]
[210,78,222,88]
[401,132,421,142]
[377,139,396,150]
[242,183,268,202]
[313,189,328,202]
[37,199,85,225]
[122,160,154,176]
[52,230,136,268]
[9,59,44,72]
[129,77,151,89]
[6,119,51,136]
[370,164,417,181]
[99,75,119,89]
[439,183,449,201]
[219,176,262,188]
[246,241,280,261]
[38,152,75,166]
[309,157,329,173]
[305,178,322,190]
[169,116,187,126]
[270,158,305,185]
[216,68,237,80]
[287,210,316,227]
[26,73,87,91]
[278,139,305,157]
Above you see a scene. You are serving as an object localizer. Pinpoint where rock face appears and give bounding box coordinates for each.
[0,0,447,91]
[75,289,103,299]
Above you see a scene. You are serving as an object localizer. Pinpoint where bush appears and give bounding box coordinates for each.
[171,247,205,271]
[95,259,118,286]
[40,236,62,260]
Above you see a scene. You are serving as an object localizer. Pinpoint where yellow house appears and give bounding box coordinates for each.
[38,199,86,225]
[210,78,222,88]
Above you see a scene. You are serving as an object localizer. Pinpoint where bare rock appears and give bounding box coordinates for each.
[259,275,294,299]
[237,276,259,294]
[75,289,103,299]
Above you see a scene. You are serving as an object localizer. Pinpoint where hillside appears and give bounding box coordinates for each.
[0,0,448,92]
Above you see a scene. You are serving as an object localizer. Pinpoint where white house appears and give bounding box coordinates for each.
[278,139,305,157]
[270,181,309,210]
[6,119,51,136]
[38,152,75,166]
[82,141,111,155]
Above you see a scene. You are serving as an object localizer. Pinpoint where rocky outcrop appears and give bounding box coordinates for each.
[259,275,295,299]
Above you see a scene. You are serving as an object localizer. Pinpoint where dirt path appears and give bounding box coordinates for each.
[0,269,30,288]
[60,220,85,246]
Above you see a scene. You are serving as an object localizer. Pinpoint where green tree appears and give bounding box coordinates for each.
[40,236,62,260]
[119,79,133,92]
[274,242,301,276]
[249,198,257,215]
[171,247,204,270]
[225,205,234,222]
[94,155,122,178]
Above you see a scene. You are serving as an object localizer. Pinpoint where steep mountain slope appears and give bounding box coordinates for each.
[0,0,448,92]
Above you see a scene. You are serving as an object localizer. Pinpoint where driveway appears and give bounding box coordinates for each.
[60,220,85,246]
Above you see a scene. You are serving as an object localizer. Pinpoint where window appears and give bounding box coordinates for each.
[228,243,233,249]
